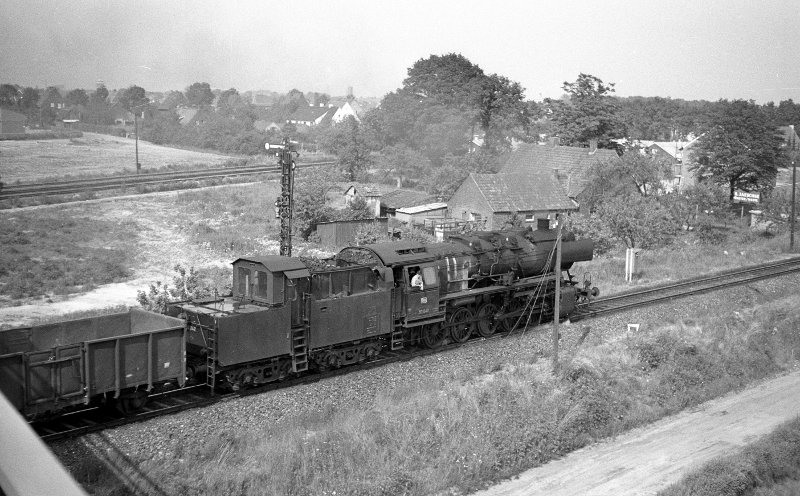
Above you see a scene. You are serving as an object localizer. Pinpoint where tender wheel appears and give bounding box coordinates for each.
[448,307,475,343]
[476,303,499,338]
[422,323,447,349]
[277,360,293,381]
[116,391,148,416]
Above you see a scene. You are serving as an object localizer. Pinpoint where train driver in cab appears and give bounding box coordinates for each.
[410,268,424,290]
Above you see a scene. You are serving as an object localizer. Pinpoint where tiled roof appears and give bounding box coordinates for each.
[346,185,382,197]
[502,143,620,197]
[467,172,577,212]
[380,189,436,209]
[289,105,336,123]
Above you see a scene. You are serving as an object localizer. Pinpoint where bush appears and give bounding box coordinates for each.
[567,213,617,256]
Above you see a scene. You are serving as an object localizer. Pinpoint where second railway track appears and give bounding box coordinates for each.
[34,256,800,442]
[0,161,334,200]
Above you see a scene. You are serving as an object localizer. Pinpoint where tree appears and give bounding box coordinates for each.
[293,167,339,240]
[161,90,186,109]
[583,147,672,210]
[321,116,374,181]
[91,84,109,104]
[545,73,625,148]
[65,88,88,107]
[425,150,499,199]
[39,86,63,125]
[116,85,148,111]
[0,84,20,107]
[595,195,677,249]
[690,99,785,200]
[185,82,215,107]
[376,145,431,188]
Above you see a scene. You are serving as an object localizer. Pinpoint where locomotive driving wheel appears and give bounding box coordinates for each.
[501,299,524,332]
[448,307,475,343]
[476,302,500,338]
[422,323,447,349]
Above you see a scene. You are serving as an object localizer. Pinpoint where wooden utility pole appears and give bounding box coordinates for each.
[552,219,562,374]
[791,131,797,250]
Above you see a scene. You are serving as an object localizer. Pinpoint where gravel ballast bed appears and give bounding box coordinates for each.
[50,272,800,474]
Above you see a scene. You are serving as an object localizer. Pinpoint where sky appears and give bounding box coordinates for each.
[2,0,799,103]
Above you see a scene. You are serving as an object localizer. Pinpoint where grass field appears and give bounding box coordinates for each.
[0,132,238,183]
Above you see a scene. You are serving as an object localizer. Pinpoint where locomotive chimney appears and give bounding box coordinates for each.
[537,218,550,230]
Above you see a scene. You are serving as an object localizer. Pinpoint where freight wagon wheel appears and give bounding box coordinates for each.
[116,391,148,416]
[448,307,475,343]
[476,303,499,338]
[422,323,447,349]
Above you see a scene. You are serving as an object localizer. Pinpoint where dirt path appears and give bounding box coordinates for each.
[474,368,800,496]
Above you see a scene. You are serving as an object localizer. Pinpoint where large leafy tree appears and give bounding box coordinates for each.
[583,147,673,210]
[65,88,88,107]
[596,195,677,249]
[185,82,215,107]
[321,116,375,181]
[116,85,149,111]
[0,84,20,107]
[690,99,785,200]
[545,73,625,148]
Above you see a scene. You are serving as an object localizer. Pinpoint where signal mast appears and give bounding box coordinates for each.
[265,139,298,257]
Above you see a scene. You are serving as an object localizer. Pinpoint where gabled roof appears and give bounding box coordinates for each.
[289,105,335,123]
[380,189,436,209]
[345,185,382,197]
[465,172,577,212]
[233,256,308,273]
[502,142,620,197]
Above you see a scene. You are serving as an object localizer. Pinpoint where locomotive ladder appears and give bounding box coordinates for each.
[291,293,311,372]
[205,323,218,392]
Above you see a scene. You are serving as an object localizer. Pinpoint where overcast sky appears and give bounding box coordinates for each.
[1,0,798,103]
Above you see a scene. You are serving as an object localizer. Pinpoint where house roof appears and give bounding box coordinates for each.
[465,172,577,212]
[176,107,198,125]
[380,189,436,209]
[396,202,448,215]
[0,108,27,122]
[345,185,382,197]
[779,126,800,149]
[289,105,336,123]
[233,256,308,273]
[502,142,620,197]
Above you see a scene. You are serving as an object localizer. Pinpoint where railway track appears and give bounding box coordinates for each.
[0,161,334,200]
[34,256,800,442]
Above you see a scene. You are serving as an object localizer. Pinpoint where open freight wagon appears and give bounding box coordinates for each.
[0,309,186,418]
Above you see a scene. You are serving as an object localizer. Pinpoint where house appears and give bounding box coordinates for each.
[502,138,620,206]
[0,108,27,134]
[772,125,800,195]
[176,107,213,126]
[447,172,578,230]
[378,189,437,217]
[467,134,484,153]
[253,120,282,132]
[287,104,337,127]
[109,103,134,126]
[344,185,382,218]
[648,138,701,192]
[332,101,362,123]
[395,202,448,226]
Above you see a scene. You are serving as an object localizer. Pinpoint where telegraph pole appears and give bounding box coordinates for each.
[266,139,298,257]
[791,131,797,250]
[552,218,562,374]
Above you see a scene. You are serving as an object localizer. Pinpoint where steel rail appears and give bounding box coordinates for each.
[0,161,335,200]
[34,257,800,442]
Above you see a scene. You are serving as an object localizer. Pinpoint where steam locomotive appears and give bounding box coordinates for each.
[170,224,598,390]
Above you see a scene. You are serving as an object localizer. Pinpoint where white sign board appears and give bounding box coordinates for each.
[733,191,760,204]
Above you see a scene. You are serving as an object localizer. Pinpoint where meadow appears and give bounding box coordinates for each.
[0,132,237,183]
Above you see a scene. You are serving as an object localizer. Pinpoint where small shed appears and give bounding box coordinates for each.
[0,108,26,135]
[344,185,382,218]
[395,202,448,226]
[316,218,389,247]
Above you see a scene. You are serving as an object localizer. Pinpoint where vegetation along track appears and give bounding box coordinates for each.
[0,161,334,200]
[34,257,800,442]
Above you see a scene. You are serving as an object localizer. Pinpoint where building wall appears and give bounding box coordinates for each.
[396,207,447,226]
[448,178,495,229]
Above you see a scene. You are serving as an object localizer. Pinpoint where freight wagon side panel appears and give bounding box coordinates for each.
[85,326,185,396]
[308,291,392,349]
[216,307,291,366]
[0,354,25,411]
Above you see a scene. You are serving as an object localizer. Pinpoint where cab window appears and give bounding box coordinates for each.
[253,270,268,299]
[237,267,251,296]
[422,266,438,288]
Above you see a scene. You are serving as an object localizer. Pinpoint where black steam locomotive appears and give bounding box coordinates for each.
[170,225,598,390]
